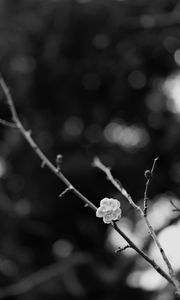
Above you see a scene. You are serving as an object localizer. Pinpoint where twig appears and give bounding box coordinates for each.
[143,160,180,291]
[143,157,159,216]
[93,157,180,294]
[143,159,180,290]
[0,77,180,296]
[115,244,131,253]
[92,157,142,213]
[0,118,17,128]
[59,186,73,198]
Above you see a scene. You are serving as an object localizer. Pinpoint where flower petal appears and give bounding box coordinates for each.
[100,198,110,206]
[96,207,104,218]
[103,214,113,224]
[109,199,119,209]
[111,211,121,220]
[100,204,109,212]
[114,208,122,216]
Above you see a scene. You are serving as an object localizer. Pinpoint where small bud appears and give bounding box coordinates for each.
[56,154,63,170]
[144,170,152,179]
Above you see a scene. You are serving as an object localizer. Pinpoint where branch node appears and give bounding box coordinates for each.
[115,245,131,253]
[0,118,17,128]
[144,170,152,179]
[59,186,73,198]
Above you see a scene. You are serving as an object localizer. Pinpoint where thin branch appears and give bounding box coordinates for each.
[0,118,17,128]
[144,216,180,288]
[115,244,131,253]
[59,186,73,198]
[143,159,180,290]
[143,157,159,216]
[92,157,142,213]
[93,157,180,293]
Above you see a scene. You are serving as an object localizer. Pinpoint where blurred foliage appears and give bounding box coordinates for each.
[0,0,180,299]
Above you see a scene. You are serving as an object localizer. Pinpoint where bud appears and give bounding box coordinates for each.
[144,170,152,179]
[56,154,63,171]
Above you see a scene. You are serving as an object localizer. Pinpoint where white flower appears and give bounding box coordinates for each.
[96,197,121,224]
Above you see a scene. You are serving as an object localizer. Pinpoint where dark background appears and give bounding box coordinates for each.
[0,0,180,299]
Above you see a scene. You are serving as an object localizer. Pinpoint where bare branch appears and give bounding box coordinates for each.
[92,157,141,213]
[0,77,19,124]
[144,216,180,292]
[0,118,17,128]
[59,186,73,198]
[115,244,131,253]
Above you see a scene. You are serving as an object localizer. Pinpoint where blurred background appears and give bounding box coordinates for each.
[0,0,180,299]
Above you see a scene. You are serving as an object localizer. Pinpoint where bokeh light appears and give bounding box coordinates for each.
[52,239,73,258]
[162,72,180,115]
[128,70,147,89]
[62,116,84,140]
[104,121,149,151]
